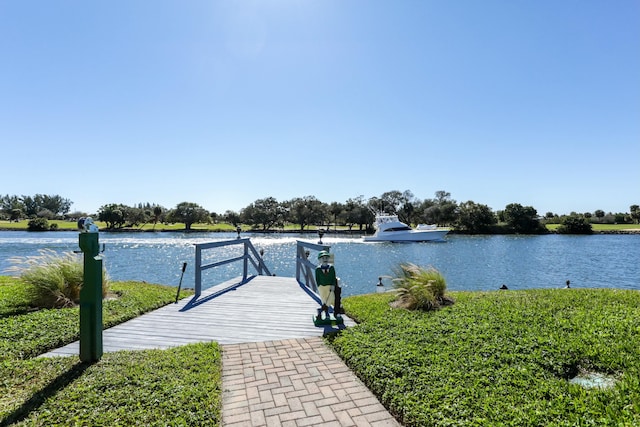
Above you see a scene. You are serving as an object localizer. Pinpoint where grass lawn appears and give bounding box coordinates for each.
[545,223,640,232]
[330,289,640,426]
[1,276,221,426]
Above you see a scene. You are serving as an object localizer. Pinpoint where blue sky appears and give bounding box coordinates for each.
[1,1,638,216]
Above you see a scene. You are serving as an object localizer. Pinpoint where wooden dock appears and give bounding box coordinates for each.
[41,275,356,357]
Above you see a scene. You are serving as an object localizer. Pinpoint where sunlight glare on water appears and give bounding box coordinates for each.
[1,231,638,296]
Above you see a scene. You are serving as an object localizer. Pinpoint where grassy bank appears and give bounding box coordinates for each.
[1,277,221,426]
[0,220,336,233]
[330,289,640,426]
[545,223,640,232]
[0,219,236,232]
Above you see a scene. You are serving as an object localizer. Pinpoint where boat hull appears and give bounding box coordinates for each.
[363,229,449,243]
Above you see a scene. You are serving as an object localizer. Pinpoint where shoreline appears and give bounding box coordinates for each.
[0,226,639,235]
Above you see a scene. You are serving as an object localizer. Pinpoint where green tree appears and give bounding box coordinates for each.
[21,194,72,218]
[399,191,418,225]
[0,194,26,220]
[223,210,241,227]
[379,190,404,214]
[419,191,458,226]
[240,197,284,231]
[595,210,605,222]
[434,190,451,204]
[367,196,383,214]
[20,195,37,217]
[286,196,325,231]
[503,203,544,233]
[97,204,127,229]
[414,199,436,224]
[386,190,416,224]
[422,205,442,224]
[328,202,345,229]
[455,201,497,233]
[152,206,164,230]
[167,202,210,230]
[557,215,593,234]
[10,208,23,221]
[36,194,72,217]
[344,196,372,231]
[124,206,148,227]
[630,205,640,224]
[615,213,628,224]
[439,202,459,226]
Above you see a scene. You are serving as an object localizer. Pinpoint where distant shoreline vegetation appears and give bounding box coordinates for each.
[2,191,639,235]
[0,219,639,235]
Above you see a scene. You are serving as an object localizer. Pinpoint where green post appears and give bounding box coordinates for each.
[78,231,103,362]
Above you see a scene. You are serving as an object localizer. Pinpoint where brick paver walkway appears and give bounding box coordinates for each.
[222,337,401,426]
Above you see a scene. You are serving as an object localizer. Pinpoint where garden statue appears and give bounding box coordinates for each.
[315,250,343,324]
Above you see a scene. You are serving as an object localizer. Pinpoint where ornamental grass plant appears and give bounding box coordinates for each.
[391,263,454,311]
[5,249,109,309]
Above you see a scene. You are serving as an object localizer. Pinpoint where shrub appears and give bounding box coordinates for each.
[27,218,49,231]
[557,216,593,234]
[391,263,453,311]
[6,249,110,308]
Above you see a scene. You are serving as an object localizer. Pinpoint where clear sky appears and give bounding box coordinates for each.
[1,1,638,216]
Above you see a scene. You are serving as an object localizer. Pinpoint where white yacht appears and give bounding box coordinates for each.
[363,213,449,242]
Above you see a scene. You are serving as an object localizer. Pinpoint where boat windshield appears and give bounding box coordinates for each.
[383,226,412,232]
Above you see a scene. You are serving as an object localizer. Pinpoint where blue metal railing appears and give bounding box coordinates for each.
[194,238,271,297]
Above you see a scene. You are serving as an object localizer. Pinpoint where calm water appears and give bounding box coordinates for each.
[0,231,638,297]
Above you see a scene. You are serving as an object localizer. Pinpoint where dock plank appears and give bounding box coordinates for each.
[41,275,355,357]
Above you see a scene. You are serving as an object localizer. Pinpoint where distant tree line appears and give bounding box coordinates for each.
[0,194,72,221]
[2,192,639,234]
